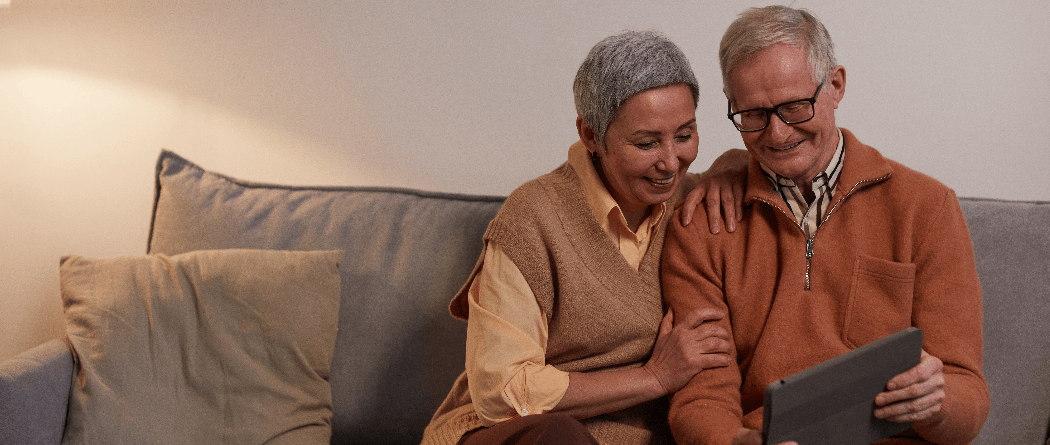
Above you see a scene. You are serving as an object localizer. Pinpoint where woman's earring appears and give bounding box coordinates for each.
[590,150,599,162]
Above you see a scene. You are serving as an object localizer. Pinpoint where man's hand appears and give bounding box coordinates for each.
[680,148,748,233]
[732,428,797,445]
[874,350,946,423]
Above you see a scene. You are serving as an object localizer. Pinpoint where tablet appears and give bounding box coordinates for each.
[762,327,923,445]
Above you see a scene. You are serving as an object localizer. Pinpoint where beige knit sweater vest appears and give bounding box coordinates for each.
[425,162,692,445]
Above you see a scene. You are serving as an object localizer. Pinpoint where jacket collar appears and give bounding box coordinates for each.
[745,127,893,209]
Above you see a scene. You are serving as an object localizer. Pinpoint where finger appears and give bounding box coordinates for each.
[885,350,930,390]
[879,404,942,423]
[680,308,726,328]
[733,180,745,222]
[733,429,794,445]
[876,371,944,407]
[706,202,723,235]
[692,324,731,341]
[695,352,733,370]
[720,188,737,233]
[696,336,732,354]
[659,308,675,338]
[680,184,707,227]
[874,390,944,422]
[732,428,763,445]
[704,189,723,234]
[876,394,942,420]
[887,350,942,391]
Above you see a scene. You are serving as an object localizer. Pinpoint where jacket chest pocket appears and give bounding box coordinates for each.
[842,254,916,349]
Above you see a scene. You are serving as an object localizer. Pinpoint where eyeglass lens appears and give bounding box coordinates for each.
[734,101,814,131]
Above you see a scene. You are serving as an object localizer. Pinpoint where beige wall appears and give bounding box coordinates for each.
[2,1,1048,361]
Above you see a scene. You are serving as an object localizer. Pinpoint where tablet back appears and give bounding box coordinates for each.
[763,327,923,445]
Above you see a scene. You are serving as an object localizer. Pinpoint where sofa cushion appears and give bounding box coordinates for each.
[60,249,344,445]
[147,150,505,444]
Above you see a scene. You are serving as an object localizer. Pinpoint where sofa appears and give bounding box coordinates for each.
[1,149,1048,445]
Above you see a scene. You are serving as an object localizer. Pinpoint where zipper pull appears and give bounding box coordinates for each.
[805,238,815,290]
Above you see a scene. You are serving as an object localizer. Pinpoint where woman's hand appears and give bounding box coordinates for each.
[874,350,946,423]
[555,308,731,419]
[679,148,749,233]
[643,308,732,395]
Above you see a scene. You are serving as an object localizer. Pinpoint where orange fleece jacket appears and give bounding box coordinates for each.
[662,129,988,445]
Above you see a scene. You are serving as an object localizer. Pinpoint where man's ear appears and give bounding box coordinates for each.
[576,115,601,155]
[827,65,846,109]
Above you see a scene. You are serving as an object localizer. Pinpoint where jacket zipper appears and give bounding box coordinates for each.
[802,173,891,290]
[805,237,815,290]
[753,172,892,291]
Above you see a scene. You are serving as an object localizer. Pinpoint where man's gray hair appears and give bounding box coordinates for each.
[719,5,837,101]
[573,30,699,148]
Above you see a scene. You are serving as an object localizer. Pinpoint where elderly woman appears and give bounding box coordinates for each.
[422,31,738,445]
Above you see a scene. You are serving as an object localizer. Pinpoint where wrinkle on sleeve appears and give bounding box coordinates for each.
[465,242,570,426]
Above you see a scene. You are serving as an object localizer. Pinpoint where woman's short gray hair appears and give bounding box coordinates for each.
[719,6,837,100]
[573,30,699,147]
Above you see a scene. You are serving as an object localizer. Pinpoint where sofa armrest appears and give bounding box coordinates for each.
[0,338,73,445]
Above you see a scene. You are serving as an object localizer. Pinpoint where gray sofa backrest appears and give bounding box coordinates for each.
[961,197,1050,445]
[146,150,1050,445]
[148,150,504,444]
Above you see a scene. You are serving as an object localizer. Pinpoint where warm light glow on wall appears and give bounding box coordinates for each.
[1,66,170,152]
[0,65,380,187]
[0,64,378,363]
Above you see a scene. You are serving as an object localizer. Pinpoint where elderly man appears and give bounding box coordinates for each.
[661,6,989,445]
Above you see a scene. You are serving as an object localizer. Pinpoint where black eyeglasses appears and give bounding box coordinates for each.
[728,81,824,132]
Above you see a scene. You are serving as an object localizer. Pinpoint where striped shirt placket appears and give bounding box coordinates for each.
[761,131,845,290]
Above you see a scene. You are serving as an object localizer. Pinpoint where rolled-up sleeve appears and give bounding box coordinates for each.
[465,241,570,426]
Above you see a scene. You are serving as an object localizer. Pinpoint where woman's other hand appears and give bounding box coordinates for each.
[643,308,732,395]
[679,148,749,233]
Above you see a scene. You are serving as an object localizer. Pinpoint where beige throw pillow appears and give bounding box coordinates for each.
[60,249,343,445]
